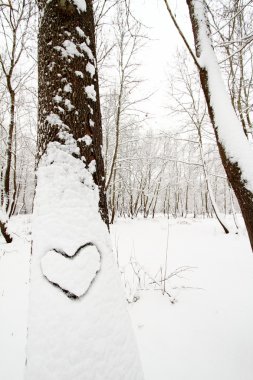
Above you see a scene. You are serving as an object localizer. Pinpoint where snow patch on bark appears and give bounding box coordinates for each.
[57,132,80,155]
[64,83,72,93]
[76,26,85,37]
[79,41,94,60]
[53,95,63,103]
[88,159,96,174]
[72,0,87,12]
[64,99,75,111]
[78,134,92,146]
[55,40,82,58]
[46,113,63,126]
[75,70,84,78]
[86,62,95,78]
[85,85,96,101]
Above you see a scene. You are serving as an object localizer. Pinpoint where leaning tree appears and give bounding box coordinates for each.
[25,1,143,379]
[186,0,253,249]
[164,0,253,250]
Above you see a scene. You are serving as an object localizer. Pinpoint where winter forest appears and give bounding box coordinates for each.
[1,0,253,379]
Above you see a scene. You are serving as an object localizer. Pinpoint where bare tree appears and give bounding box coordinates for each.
[167,51,230,233]
[0,0,34,242]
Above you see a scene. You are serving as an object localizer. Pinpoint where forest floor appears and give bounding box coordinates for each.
[1,214,253,380]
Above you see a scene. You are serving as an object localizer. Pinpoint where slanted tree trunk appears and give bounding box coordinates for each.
[0,215,12,243]
[187,0,253,250]
[26,2,143,379]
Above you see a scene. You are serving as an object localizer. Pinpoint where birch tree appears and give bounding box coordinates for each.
[25,1,143,379]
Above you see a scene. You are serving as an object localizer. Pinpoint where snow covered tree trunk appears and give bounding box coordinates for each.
[187,0,253,250]
[25,1,143,379]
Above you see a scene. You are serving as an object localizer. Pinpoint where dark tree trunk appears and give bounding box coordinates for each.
[9,133,18,217]
[4,84,15,214]
[0,87,15,243]
[0,220,12,243]
[187,0,253,250]
[37,0,108,225]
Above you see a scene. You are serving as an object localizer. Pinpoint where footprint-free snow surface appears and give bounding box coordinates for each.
[1,215,253,380]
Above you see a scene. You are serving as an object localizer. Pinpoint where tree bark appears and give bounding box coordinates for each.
[37,0,108,225]
[0,219,12,243]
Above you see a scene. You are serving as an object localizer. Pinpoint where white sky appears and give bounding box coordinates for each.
[132,0,193,132]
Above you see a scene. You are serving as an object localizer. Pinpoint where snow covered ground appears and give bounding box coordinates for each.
[1,214,253,380]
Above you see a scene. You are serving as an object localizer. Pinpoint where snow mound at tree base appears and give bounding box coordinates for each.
[25,145,143,380]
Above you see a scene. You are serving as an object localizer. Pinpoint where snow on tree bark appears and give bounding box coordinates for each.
[187,0,253,250]
[37,0,108,225]
[25,1,143,379]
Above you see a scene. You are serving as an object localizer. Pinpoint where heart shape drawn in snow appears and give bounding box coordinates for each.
[41,243,101,299]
